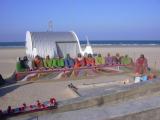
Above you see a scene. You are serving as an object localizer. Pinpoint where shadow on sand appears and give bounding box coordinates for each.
[0,82,33,97]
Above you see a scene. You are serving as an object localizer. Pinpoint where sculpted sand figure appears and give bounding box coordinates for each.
[135,54,148,74]
[105,53,113,65]
[43,55,53,69]
[64,54,75,68]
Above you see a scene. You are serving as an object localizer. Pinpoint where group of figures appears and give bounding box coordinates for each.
[16,52,156,81]
[16,53,134,72]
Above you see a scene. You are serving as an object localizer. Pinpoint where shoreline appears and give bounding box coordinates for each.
[1,44,160,48]
[0,46,25,49]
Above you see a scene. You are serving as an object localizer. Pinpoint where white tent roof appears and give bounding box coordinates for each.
[26,31,82,58]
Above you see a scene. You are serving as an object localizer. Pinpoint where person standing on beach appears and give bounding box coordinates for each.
[135,54,148,74]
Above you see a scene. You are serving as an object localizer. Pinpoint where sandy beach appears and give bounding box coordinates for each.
[0,48,25,78]
[1,1,160,119]
[0,46,160,78]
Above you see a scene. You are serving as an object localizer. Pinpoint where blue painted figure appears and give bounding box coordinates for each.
[64,54,75,68]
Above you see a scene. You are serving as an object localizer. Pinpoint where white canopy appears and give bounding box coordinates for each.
[25,31,82,58]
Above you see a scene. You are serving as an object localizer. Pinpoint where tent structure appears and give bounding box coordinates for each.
[83,36,93,55]
[25,31,83,58]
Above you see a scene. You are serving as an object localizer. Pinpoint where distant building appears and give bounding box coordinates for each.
[25,31,82,58]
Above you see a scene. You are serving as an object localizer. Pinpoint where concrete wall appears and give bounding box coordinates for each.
[109,107,160,120]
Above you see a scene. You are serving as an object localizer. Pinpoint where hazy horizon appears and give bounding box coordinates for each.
[0,40,160,43]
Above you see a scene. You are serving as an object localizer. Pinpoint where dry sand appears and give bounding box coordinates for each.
[0,81,77,110]
[0,48,25,78]
[0,74,130,110]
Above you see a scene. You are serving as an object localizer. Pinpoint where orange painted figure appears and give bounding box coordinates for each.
[74,53,85,68]
[33,55,44,70]
[135,54,148,74]
[85,54,95,66]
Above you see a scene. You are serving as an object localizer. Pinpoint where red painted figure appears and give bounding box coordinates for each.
[74,53,85,68]
[50,98,56,105]
[135,54,148,74]
[37,100,42,108]
[85,54,95,66]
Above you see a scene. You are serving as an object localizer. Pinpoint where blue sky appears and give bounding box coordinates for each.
[0,0,160,41]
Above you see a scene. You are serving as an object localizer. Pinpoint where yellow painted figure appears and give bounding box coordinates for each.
[43,55,53,68]
[95,54,105,65]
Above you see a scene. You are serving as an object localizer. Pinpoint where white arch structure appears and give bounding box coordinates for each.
[25,31,93,58]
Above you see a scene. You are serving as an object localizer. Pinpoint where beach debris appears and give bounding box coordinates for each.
[68,83,81,96]
[68,83,78,91]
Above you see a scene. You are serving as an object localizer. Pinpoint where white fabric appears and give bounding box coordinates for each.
[26,31,81,58]
[135,77,141,83]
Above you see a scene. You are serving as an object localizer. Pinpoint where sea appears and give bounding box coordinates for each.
[0,40,160,48]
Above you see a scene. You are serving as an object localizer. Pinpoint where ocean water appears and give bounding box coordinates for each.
[0,40,160,47]
[0,42,25,48]
[80,40,160,46]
